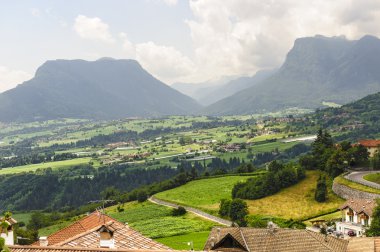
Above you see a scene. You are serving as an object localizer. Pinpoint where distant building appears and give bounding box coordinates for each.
[336,199,376,237]
[0,216,17,245]
[204,226,348,252]
[358,140,380,157]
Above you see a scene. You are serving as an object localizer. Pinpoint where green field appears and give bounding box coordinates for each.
[155,171,344,220]
[155,231,210,250]
[106,201,216,239]
[363,173,380,185]
[0,157,92,175]
[155,176,255,214]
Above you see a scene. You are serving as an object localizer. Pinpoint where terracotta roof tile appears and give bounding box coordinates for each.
[33,212,169,250]
[359,140,380,148]
[8,246,177,252]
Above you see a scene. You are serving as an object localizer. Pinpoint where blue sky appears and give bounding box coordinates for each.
[1,0,380,92]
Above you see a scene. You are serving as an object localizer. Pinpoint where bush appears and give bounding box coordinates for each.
[171,206,187,216]
[219,199,231,217]
[137,190,148,203]
[315,175,327,202]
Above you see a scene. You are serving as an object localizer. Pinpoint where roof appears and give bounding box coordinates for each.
[33,212,169,250]
[204,227,348,252]
[8,246,175,252]
[339,199,377,217]
[0,217,18,225]
[347,237,374,252]
[359,140,380,148]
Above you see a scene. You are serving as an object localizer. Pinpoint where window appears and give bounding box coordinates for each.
[349,215,354,222]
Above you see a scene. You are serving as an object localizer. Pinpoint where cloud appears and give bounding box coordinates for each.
[135,42,195,84]
[162,0,178,6]
[74,15,115,43]
[0,66,32,93]
[30,8,41,17]
[183,0,380,81]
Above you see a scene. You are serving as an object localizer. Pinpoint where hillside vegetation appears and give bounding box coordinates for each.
[155,171,344,220]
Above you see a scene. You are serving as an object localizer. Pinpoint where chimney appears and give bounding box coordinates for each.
[99,226,114,248]
[39,237,48,246]
[217,228,221,241]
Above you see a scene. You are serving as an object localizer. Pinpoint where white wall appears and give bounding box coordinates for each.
[1,231,14,245]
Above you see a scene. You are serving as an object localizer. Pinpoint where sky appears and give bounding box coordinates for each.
[1,0,380,93]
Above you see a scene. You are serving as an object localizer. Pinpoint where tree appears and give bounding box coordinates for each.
[219,199,232,217]
[367,199,380,236]
[229,199,248,227]
[372,152,380,170]
[136,190,148,202]
[326,149,347,177]
[0,212,11,252]
[315,175,327,202]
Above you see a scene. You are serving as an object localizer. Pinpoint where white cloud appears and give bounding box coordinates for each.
[183,0,380,82]
[135,42,195,84]
[30,8,41,17]
[74,15,115,43]
[0,66,32,93]
[163,0,177,6]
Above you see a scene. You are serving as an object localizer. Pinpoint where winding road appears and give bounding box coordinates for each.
[344,170,380,189]
[148,196,232,226]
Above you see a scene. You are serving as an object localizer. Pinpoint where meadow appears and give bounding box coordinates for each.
[155,171,344,220]
[155,175,255,214]
[0,157,92,175]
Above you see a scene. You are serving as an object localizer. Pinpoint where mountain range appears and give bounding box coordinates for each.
[0,58,201,122]
[203,35,380,115]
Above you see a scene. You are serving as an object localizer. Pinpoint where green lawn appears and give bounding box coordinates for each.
[155,176,255,214]
[39,219,76,236]
[0,157,92,175]
[363,173,380,185]
[155,231,210,250]
[12,212,33,225]
[304,211,342,226]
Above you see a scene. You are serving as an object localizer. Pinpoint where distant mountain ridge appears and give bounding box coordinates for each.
[203,35,380,115]
[0,58,201,122]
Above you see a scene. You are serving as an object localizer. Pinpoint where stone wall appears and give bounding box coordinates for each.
[332,182,380,200]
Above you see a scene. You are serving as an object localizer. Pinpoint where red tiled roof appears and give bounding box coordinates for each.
[33,212,169,250]
[34,212,115,246]
[359,140,380,148]
[8,246,176,252]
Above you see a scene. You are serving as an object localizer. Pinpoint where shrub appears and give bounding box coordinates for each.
[171,206,187,216]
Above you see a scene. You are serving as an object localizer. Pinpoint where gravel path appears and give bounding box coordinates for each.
[344,171,380,189]
[149,196,232,226]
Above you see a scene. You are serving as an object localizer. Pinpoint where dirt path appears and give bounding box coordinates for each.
[148,196,232,226]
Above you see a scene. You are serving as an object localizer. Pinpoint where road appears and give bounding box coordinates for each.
[148,196,232,226]
[344,171,380,189]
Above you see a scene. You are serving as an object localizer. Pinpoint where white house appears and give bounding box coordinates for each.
[0,216,17,245]
[336,199,376,237]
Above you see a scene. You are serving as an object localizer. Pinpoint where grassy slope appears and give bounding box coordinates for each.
[363,173,380,185]
[155,176,254,214]
[155,171,344,220]
[0,158,91,175]
[247,171,343,220]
